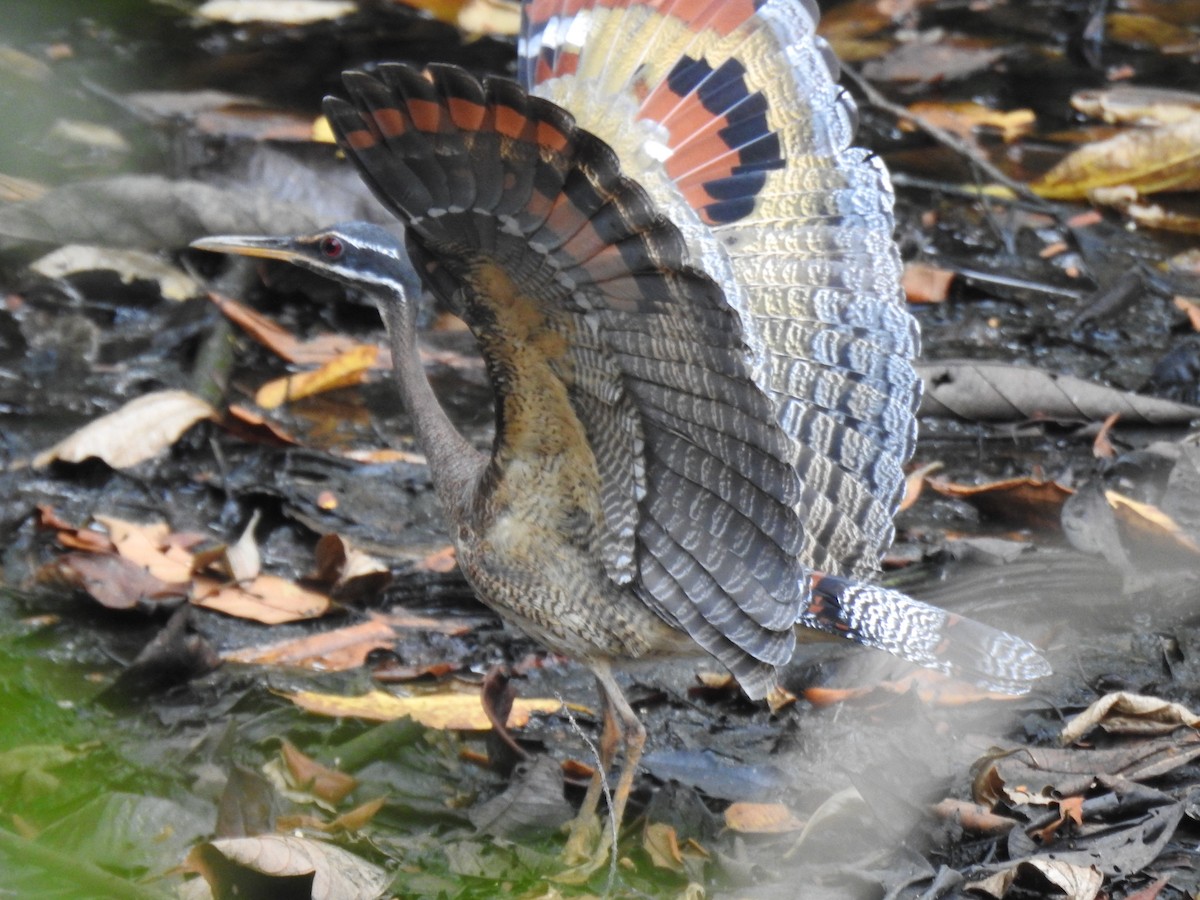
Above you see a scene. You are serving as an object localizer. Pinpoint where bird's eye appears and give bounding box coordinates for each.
[319,236,344,259]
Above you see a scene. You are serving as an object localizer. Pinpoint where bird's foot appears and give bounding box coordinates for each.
[562,810,604,865]
[557,811,617,880]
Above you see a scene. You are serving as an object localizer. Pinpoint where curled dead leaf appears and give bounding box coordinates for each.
[1030,115,1200,200]
[32,390,215,469]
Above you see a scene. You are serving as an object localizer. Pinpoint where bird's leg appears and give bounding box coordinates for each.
[593,664,646,848]
[563,664,646,865]
[563,677,621,862]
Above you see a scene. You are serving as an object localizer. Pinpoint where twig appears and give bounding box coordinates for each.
[841,65,1053,208]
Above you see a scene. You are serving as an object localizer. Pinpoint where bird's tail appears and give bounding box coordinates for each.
[800,574,1051,695]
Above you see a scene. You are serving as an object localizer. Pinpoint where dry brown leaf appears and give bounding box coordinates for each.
[899,461,942,512]
[337,447,426,464]
[969,859,1103,900]
[327,797,386,832]
[804,670,1027,708]
[1092,413,1121,459]
[209,293,375,367]
[192,510,262,582]
[1061,691,1200,745]
[931,798,1018,835]
[904,101,1035,142]
[765,684,797,712]
[95,515,194,584]
[255,344,379,409]
[1030,115,1200,200]
[32,390,214,469]
[927,476,1072,532]
[311,534,390,597]
[417,545,458,574]
[193,574,331,624]
[279,740,357,805]
[643,822,684,871]
[222,404,299,446]
[917,359,1200,424]
[724,802,804,834]
[223,619,395,670]
[902,262,956,303]
[282,688,585,729]
[187,834,389,900]
[1106,490,1200,555]
[40,552,188,611]
[1175,295,1200,330]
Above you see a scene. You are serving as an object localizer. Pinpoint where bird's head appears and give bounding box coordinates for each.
[191,221,422,302]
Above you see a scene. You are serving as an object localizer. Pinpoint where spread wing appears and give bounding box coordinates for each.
[324,65,806,696]
[522,0,921,578]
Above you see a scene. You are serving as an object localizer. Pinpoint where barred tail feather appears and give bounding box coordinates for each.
[802,575,1052,695]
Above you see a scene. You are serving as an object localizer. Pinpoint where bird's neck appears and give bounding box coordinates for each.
[377,291,484,524]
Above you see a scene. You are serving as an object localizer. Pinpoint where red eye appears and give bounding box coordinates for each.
[319,236,344,259]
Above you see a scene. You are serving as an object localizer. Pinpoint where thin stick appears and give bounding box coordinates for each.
[841,65,1053,208]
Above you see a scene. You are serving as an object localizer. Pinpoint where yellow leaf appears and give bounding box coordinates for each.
[1030,116,1200,200]
[281,688,584,729]
[255,344,379,409]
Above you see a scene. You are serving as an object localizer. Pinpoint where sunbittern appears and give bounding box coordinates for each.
[194,0,1051,855]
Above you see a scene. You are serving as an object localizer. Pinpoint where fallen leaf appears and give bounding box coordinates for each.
[643,822,684,870]
[194,0,357,24]
[221,610,466,671]
[903,262,956,303]
[193,574,331,624]
[724,802,804,834]
[927,476,1072,533]
[312,534,390,599]
[1175,295,1200,330]
[903,101,1035,142]
[1072,85,1200,126]
[1105,489,1200,556]
[30,245,200,301]
[970,859,1102,900]
[281,688,584,729]
[94,515,194,583]
[187,834,389,900]
[931,798,1017,835]
[1104,12,1200,51]
[1030,115,1200,200]
[279,740,357,805]
[1061,691,1200,744]
[1125,198,1200,234]
[917,360,1200,424]
[41,553,188,611]
[32,390,215,469]
[255,344,379,409]
[209,293,382,367]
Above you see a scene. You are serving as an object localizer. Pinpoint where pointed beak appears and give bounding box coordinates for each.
[190,234,303,263]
